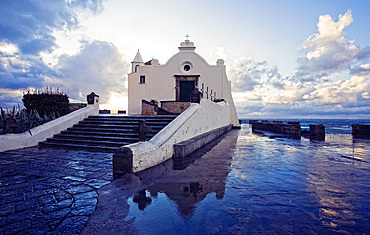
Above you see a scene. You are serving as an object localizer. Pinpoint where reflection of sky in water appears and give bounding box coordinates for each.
[125,192,235,234]
[122,124,370,234]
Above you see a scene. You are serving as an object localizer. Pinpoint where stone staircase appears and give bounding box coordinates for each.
[38,115,177,153]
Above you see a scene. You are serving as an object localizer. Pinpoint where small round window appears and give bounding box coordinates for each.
[179,61,193,74]
[184,65,191,71]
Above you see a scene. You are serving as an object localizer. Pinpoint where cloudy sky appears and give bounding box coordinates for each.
[1,0,370,118]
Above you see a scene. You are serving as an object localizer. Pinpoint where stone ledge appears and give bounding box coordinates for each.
[0,105,98,152]
[173,124,232,159]
[113,99,231,176]
[352,124,370,138]
[113,147,133,179]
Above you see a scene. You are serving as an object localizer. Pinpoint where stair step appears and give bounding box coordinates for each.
[73,124,166,129]
[54,134,147,143]
[66,127,162,134]
[88,116,177,122]
[90,115,177,118]
[60,130,155,138]
[39,115,176,152]
[39,142,119,153]
[80,120,174,125]
[45,137,129,147]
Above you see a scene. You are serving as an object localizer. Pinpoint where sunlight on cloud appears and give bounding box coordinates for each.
[100,92,128,111]
[229,10,370,117]
[53,40,129,107]
[360,64,370,69]
[0,88,25,108]
[40,29,84,67]
[306,74,370,105]
[232,91,260,103]
[304,10,355,60]
[216,47,227,60]
[228,57,282,92]
[0,42,19,55]
[296,10,360,82]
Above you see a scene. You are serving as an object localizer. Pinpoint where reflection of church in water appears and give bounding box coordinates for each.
[128,37,239,216]
[132,131,238,217]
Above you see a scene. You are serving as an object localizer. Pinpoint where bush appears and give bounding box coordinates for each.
[22,87,69,116]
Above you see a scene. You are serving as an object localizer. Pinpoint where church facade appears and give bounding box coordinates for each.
[128,40,239,127]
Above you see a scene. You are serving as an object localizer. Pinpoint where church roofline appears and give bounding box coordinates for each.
[163,50,212,68]
[174,74,200,77]
[178,40,196,51]
[132,49,143,63]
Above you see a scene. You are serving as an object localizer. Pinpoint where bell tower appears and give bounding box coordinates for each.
[131,49,144,73]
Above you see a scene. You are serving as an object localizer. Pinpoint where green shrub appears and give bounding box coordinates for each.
[1,87,69,135]
[22,87,69,116]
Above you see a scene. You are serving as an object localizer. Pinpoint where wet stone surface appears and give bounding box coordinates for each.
[0,147,112,234]
[84,125,370,234]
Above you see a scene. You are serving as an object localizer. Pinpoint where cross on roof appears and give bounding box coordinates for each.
[185,34,190,40]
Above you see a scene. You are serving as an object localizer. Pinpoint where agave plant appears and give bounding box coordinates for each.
[1,104,62,135]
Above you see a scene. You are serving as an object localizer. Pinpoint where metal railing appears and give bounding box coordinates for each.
[198,83,216,101]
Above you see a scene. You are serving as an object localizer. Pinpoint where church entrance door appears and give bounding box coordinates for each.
[179,81,195,102]
[175,75,199,102]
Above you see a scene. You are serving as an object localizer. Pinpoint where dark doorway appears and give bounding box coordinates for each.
[179,81,195,102]
[175,75,199,101]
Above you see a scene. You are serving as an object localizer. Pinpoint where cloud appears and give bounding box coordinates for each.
[233,64,370,118]
[52,40,129,103]
[0,0,104,55]
[292,10,368,84]
[0,40,128,108]
[228,57,282,92]
[216,47,227,60]
[231,10,370,118]
[303,73,370,105]
[0,46,57,89]
[0,0,107,108]
[0,88,24,109]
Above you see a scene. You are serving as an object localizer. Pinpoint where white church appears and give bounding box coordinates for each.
[128,39,240,127]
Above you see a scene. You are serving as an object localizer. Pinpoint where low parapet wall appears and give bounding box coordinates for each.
[0,104,99,152]
[113,99,231,177]
[309,124,325,140]
[173,125,232,159]
[352,124,370,138]
[250,120,301,137]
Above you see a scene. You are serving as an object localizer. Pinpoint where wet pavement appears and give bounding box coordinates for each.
[1,124,370,234]
[0,147,112,234]
[84,124,370,234]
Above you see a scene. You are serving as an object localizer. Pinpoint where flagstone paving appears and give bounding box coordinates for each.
[0,147,113,234]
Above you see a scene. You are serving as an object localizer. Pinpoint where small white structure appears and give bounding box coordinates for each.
[128,40,239,127]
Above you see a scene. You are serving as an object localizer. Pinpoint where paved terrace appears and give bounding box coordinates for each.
[0,147,112,234]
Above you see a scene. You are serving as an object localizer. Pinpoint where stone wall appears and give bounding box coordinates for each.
[250,120,301,137]
[173,125,232,159]
[352,124,370,138]
[160,101,190,114]
[113,99,231,176]
[0,103,99,152]
[309,124,325,140]
[141,100,158,115]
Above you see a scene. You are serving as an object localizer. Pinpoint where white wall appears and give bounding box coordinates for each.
[0,100,99,152]
[123,99,231,173]
[127,42,240,127]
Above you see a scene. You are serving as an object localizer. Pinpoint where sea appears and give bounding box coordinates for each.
[98,119,370,234]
